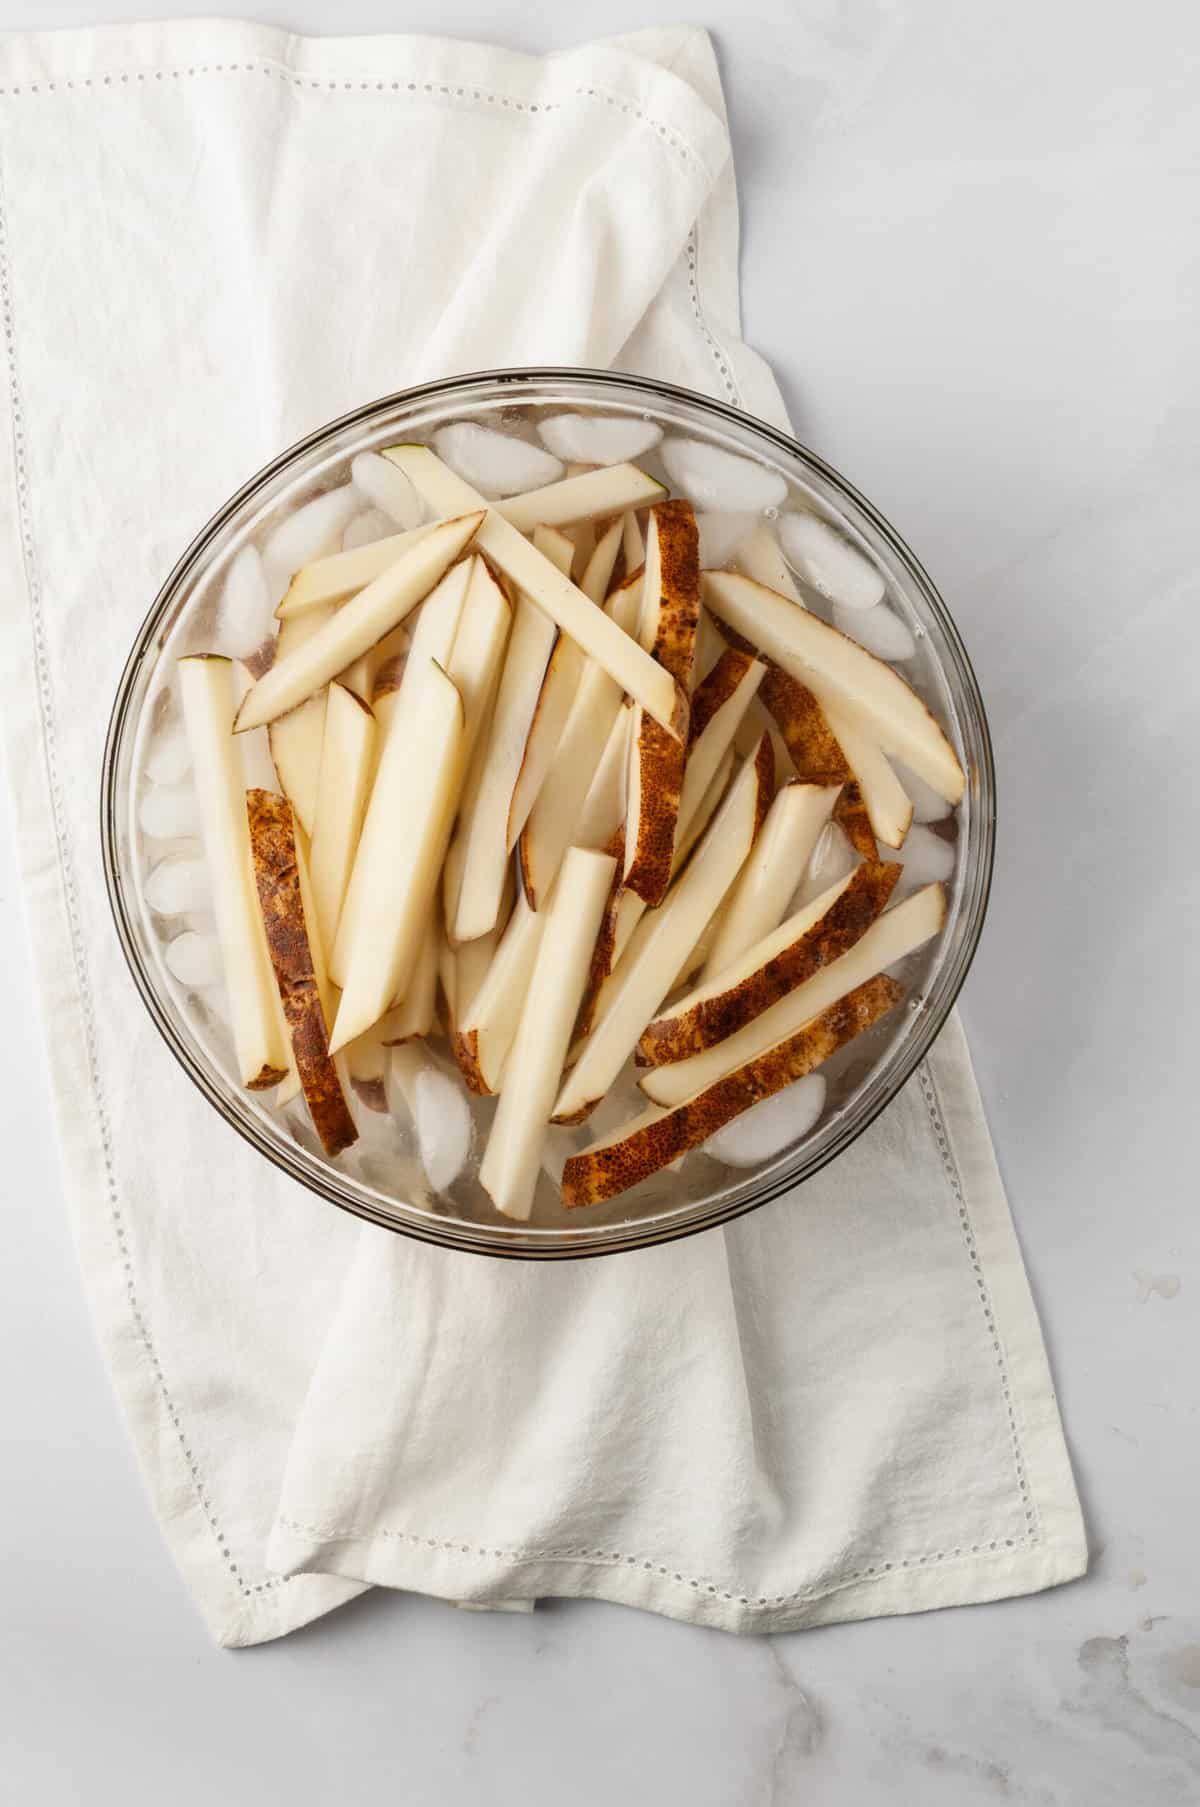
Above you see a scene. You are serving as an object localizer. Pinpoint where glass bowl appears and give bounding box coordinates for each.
[101,369,994,1259]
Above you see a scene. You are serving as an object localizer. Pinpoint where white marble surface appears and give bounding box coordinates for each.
[1,1,1196,1801]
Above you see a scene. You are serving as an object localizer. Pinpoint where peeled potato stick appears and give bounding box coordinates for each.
[703,780,841,978]
[177,656,291,1088]
[495,462,664,533]
[308,682,376,955]
[384,446,681,733]
[329,659,465,1052]
[234,511,483,732]
[480,846,617,1220]
[554,738,773,1124]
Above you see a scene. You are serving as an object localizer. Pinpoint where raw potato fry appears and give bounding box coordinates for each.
[745,660,882,857]
[446,557,512,770]
[456,917,502,1021]
[585,742,738,1037]
[266,604,334,838]
[177,657,291,1088]
[246,788,358,1156]
[624,500,700,904]
[641,882,946,1108]
[757,661,850,783]
[693,609,728,688]
[554,738,772,1124]
[703,780,841,977]
[505,526,579,849]
[452,537,564,940]
[574,702,634,856]
[339,618,409,708]
[343,1018,392,1112]
[562,976,902,1206]
[335,562,473,969]
[820,695,913,850]
[384,446,681,733]
[308,683,376,955]
[276,524,431,616]
[480,846,617,1219]
[452,892,546,1095]
[622,507,645,570]
[437,928,459,1033]
[234,511,484,732]
[580,515,624,603]
[637,860,899,1065]
[381,915,437,1043]
[495,462,664,533]
[701,571,965,803]
[329,659,465,1052]
[680,647,765,826]
[519,577,641,907]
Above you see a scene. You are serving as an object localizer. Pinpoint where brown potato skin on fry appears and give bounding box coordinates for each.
[245,788,358,1157]
[624,502,699,904]
[562,975,902,1206]
[637,860,899,1067]
[758,664,848,783]
[726,637,879,860]
[687,645,759,746]
[750,731,775,837]
[450,1027,493,1097]
[831,780,878,861]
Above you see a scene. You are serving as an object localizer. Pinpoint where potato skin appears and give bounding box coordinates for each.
[562,974,902,1207]
[246,788,358,1157]
[637,859,899,1066]
[624,501,700,905]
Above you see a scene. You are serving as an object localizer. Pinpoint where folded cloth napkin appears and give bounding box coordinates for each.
[0,19,1086,1648]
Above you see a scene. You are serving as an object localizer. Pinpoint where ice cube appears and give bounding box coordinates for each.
[696,510,757,570]
[891,757,953,824]
[350,452,422,529]
[341,508,397,551]
[832,600,916,662]
[262,483,359,580]
[778,512,885,612]
[702,1074,826,1168]
[139,780,200,841]
[880,824,955,896]
[789,821,859,910]
[165,929,222,988]
[537,413,663,466]
[411,1067,474,1193]
[660,438,787,512]
[211,544,273,658]
[433,421,563,497]
[144,856,209,916]
[143,722,191,787]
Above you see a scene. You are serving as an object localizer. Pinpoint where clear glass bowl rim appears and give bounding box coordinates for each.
[100,366,995,1261]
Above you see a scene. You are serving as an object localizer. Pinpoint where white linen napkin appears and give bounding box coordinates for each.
[0,19,1085,1648]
